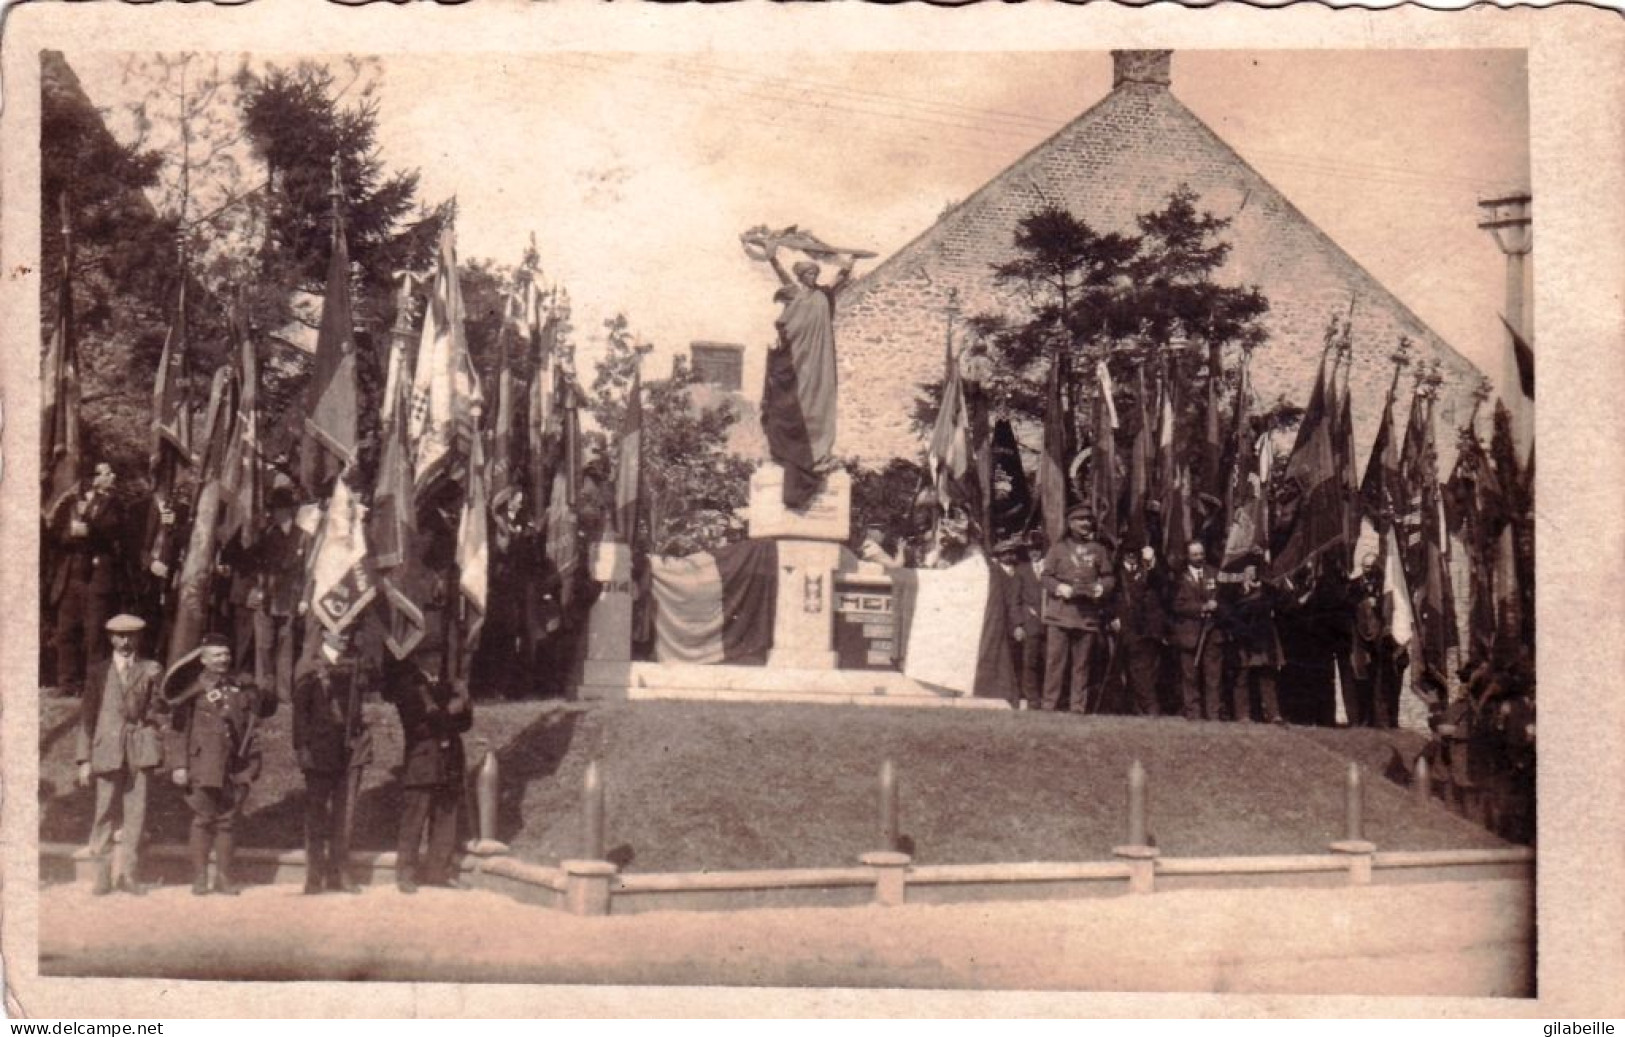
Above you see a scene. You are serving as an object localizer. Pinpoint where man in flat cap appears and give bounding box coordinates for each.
[1041,506,1116,714]
[162,634,277,895]
[76,615,164,895]
[991,537,1044,710]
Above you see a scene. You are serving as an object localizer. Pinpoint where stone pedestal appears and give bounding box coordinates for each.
[768,539,844,670]
[748,464,851,541]
[1329,839,1378,886]
[561,859,619,916]
[586,540,633,663]
[1113,844,1160,895]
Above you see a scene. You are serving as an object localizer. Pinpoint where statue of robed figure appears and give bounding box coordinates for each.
[741,226,874,508]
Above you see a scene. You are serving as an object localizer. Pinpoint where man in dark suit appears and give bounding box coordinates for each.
[162,634,277,895]
[47,460,122,697]
[1168,539,1226,721]
[1226,563,1288,724]
[992,537,1044,710]
[292,627,370,894]
[251,485,311,705]
[76,614,164,895]
[1114,545,1167,717]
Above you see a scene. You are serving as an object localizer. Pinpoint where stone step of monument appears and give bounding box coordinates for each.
[579,661,1010,710]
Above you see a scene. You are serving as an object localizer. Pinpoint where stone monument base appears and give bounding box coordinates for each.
[748,463,851,542]
[578,660,1009,710]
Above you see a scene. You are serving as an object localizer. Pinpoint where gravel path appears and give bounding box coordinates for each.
[38,878,1532,996]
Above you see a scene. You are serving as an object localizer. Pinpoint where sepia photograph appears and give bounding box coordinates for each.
[3,2,1621,1021]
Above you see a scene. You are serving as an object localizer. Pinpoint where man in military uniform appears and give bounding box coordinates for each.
[1113,544,1166,717]
[46,460,122,697]
[1040,506,1116,714]
[1169,539,1226,721]
[162,634,277,895]
[76,614,165,895]
[386,657,473,894]
[292,627,370,894]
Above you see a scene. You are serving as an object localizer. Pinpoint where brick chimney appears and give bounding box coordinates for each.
[1112,50,1173,90]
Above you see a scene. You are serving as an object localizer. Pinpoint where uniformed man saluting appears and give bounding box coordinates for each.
[161,633,277,895]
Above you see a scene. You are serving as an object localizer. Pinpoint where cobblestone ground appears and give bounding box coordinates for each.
[36,878,1533,997]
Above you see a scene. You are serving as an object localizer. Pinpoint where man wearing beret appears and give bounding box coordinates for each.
[76,615,165,895]
[162,634,278,895]
[1041,506,1116,714]
[292,627,370,894]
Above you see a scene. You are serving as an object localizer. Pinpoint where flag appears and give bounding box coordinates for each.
[648,540,779,664]
[309,478,377,635]
[1201,358,1223,501]
[1446,421,1501,666]
[527,291,558,506]
[1333,359,1360,551]
[142,272,193,576]
[1381,526,1415,652]
[381,271,422,426]
[1089,360,1118,543]
[1498,315,1534,465]
[927,350,971,509]
[1270,353,1345,577]
[1359,368,1403,534]
[456,429,489,652]
[1398,383,1457,681]
[300,204,359,494]
[1221,356,1270,567]
[1123,368,1153,550]
[370,371,426,659]
[488,281,524,500]
[1038,342,1072,547]
[545,369,583,614]
[1490,401,1529,652]
[220,303,262,552]
[987,419,1032,541]
[612,369,643,543]
[42,199,80,519]
[409,228,482,501]
[167,367,237,663]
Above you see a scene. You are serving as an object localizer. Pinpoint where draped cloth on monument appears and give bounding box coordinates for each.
[648,540,779,665]
[762,284,838,509]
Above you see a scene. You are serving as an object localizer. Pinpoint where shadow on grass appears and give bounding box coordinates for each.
[493,708,580,847]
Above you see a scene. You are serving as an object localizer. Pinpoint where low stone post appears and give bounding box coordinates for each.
[1329,762,1378,885]
[861,758,910,905]
[583,759,606,861]
[879,758,899,852]
[563,760,616,915]
[1112,759,1159,894]
[1412,755,1431,807]
[467,740,510,856]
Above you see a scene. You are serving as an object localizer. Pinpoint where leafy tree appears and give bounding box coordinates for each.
[238,59,444,301]
[916,186,1271,486]
[588,318,753,555]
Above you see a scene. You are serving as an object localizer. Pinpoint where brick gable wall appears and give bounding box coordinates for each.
[834,74,1483,473]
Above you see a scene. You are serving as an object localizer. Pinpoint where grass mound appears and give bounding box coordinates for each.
[40,697,1506,873]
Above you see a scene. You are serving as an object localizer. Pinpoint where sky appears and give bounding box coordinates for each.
[72,49,1530,399]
